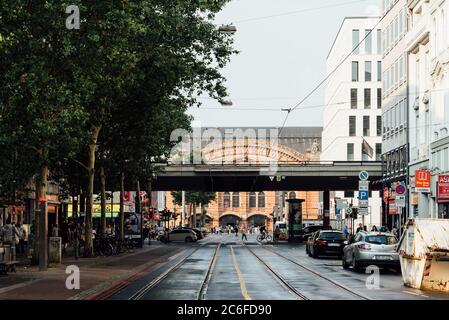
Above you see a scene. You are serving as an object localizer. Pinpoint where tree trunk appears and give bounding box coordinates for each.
[119,172,125,241]
[38,163,49,271]
[84,125,101,258]
[100,166,106,236]
[189,203,193,227]
[192,203,197,228]
[136,180,142,247]
[31,175,40,266]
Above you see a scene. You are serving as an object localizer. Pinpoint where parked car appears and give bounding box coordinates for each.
[342,231,400,272]
[306,230,346,258]
[158,229,198,243]
[299,225,326,242]
[305,231,318,255]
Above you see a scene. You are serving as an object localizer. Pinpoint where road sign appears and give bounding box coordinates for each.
[396,184,406,195]
[359,200,369,207]
[336,199,348,210]
[359,191,369,201]
[359,170,369,181]
[359,207,369,216]
[359,180,369,191]
[346,207,353,215]
[395,195,406,208]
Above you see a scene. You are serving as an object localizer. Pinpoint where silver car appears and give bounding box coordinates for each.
[342,231,400,272]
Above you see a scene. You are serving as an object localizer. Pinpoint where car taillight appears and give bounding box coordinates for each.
[357,243,371,250]
[316,239,327,246]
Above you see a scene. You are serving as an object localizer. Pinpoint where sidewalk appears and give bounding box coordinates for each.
[0,240,183,300]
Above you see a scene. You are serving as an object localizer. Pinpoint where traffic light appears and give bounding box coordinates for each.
[351,208,358,220]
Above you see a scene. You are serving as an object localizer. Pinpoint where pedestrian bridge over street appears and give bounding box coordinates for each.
[151,161,383,192]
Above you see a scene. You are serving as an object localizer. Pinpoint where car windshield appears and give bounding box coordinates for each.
[365,235,397,245]
[319,232,345,240]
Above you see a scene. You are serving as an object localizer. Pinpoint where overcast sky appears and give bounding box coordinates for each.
[187,0,379,128]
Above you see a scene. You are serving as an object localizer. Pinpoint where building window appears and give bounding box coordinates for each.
[377,88,382,108]
[344,191,354,198]
[352,62,359,81]
[365,61,372,81]
[351,89,358,109]
[377,29,382,55]
[363,116,370,136]
[347,143,354,161]
[394,16,399,43]
[364,88,371,109]
[365,29,372,54]
[223,192,230,209]
[399,56,405,82]
[377,61,382,82]
[249,192,257,208]
[258,192,265,208]
[353,30,360,54]
[289,192,296,199]
[349,116,356,136]
[376,143,382,161]
[377,116,382,136]
[232,192,239,208]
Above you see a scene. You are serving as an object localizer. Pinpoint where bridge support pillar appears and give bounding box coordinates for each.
[323,190,330,229]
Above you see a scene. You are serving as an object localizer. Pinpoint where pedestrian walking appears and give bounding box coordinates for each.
[274,226,281,242]
[356,223,363,233]
[52,224,59,237]
[0,219,20,261]
[234,225,239,237]
[241,226,247,241]
[343,225,349,239]
[371,225,378,232]
[17,223,27,254]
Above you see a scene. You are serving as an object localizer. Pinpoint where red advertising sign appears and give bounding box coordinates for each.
[438,175,449,203]
[389,199,398,215]
[123,191,131,202]
[415,170,431,192]
[383,187,389,202]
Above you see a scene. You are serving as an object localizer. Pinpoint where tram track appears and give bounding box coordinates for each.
[245,244,371,300]
[128,243,221,300]
[244,245,308,300]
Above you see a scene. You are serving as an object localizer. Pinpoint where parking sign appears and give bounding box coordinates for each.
[359,191,369,201]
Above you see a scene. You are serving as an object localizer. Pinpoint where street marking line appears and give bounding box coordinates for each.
[230,246,252,301]
[402,290,429,298]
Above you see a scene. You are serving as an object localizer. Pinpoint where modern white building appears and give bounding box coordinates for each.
[321,17,383,230]
[380,0,409,229]
[406,0,449,219]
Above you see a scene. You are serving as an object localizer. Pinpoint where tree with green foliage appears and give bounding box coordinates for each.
[1,0,235,259]
[171,191,216,227]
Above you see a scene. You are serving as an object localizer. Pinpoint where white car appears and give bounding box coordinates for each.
[342,231,400,272]
[159,229,198,243]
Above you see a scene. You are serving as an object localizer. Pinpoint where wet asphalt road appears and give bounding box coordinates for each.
[107,233,449,300]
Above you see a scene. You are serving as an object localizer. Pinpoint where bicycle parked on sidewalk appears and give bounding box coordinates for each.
[93,236,114,256]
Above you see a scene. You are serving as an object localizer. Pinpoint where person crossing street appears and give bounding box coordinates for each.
[241,225,247,241]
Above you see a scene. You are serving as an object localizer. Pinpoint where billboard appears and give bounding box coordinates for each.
[124,212,142,239]
[389,199,397,215]
[415,170,431,193]
[438,175,449,203]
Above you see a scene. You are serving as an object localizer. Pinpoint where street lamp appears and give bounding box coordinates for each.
[220,100,233,107]
[218,24,237,35]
